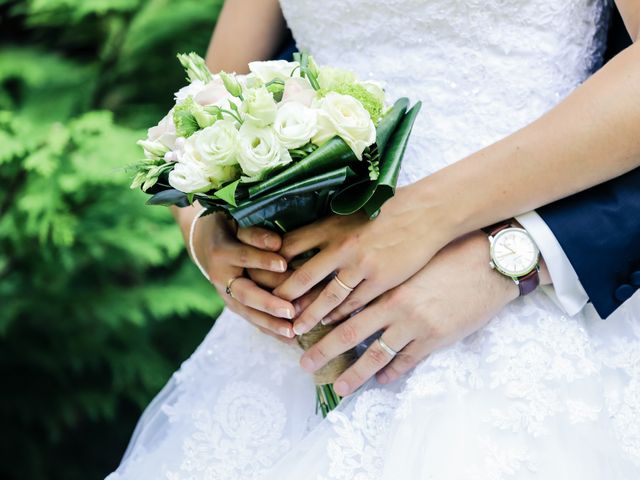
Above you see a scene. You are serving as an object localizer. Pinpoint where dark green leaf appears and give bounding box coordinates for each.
[146,188,189,207]
[230,167,355,231]
[248,136,356,198]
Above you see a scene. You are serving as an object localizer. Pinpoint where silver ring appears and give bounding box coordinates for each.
[377,337,398,357]
[334,274,355,292]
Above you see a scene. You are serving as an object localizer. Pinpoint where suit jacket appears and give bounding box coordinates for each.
[537,6,639,319]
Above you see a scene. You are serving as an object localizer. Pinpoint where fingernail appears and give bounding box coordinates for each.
[272,260,286,272]
[293,323,309,336]
[377,372,389,384]
[293,302,302,316]
[264,234,277,249]
[276,308,294,319]
[321,317,334,326]
[333,380,349,396]
[300,356,315,372]
[279,326,293,338]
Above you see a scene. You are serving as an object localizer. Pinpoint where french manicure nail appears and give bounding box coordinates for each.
[279,326,293,338]
[276,308,294,319]
[293,323,309,336]
[272,260,286,272]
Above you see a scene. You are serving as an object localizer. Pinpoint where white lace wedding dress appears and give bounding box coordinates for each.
[107,0,640,478]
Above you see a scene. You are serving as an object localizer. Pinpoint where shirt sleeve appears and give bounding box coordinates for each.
[515,211,590,316]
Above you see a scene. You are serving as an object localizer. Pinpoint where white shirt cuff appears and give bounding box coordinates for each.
[515,211,589,316]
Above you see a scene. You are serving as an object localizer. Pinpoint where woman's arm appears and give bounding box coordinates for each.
[205,0,287,74]
[171,1,297,340]
[422,9,640,240]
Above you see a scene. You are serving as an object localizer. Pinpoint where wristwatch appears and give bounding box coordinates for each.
[483,221,541,296]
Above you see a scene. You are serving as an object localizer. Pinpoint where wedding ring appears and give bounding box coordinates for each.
[334,274,355,292]
[377,337,398,357]
[225,276,242,298]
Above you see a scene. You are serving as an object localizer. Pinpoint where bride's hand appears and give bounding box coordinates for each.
[191,212,296,340]
[273,185,452,335]
[298,231,523,396]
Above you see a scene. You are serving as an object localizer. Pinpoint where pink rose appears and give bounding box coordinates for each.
[281,77,317,107]
[194,76,233,106]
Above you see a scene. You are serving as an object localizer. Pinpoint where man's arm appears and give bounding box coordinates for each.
[537,167,640,318]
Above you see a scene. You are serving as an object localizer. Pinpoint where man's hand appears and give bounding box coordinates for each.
[298,230,523,396]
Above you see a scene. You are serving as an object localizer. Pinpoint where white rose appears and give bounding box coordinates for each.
[237,123,292,179]
[240,86,278,127]
[174,80,205,103]
[193,76,233,106]
[312,92,376,159]
[168,158,212,193]
[248,60,299,83]
[281,77,317,107]
[273,102,317,149]
[188,120,239,166]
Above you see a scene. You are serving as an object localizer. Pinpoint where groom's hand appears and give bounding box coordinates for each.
[298,230,523,396]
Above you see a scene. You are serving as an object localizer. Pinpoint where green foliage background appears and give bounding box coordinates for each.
[0,1,225,478]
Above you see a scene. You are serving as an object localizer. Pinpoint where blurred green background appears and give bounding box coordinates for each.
[0,1,225,479]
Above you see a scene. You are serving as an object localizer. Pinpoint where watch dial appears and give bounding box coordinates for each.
[492,229,539,276]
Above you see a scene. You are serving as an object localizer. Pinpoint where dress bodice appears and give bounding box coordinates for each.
[279,0,609,184]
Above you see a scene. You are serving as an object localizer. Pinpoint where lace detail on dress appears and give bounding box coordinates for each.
[279,0,609,185]
[165,381,290,480]
[322,389,398,480]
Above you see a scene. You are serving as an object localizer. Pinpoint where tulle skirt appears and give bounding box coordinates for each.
[106,288,640,479]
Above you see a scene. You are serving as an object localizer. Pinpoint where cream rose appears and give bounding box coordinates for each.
[248,60,299,83]
[188,120,239,166]
[237,123,292,179]
[240,86,278,127]
[312,92,376,159]
[168,158,212,193]
[273,102,318,149]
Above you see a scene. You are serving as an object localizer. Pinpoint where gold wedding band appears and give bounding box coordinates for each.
[225,275,242,298]
[334,274,356,292]
[378,337,398,357]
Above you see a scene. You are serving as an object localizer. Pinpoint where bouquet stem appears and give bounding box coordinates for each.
[297,322,357,417]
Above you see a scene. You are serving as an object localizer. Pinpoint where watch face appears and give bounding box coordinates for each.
[490,228,539,277]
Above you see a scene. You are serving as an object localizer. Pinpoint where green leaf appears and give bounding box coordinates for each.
[229,167,355,231]
[213,179,239,206]
[146,188,189,206]
[248,137,356,198]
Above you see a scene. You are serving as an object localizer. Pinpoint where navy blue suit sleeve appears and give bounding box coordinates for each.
[537,168,640,318]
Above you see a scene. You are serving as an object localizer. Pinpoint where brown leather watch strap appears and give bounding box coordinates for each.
[517,269,540,296]
[482,220,511,237]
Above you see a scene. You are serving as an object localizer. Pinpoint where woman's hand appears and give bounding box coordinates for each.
[298,230,521,396]
[273,185,453,335]
[190,211,296,340]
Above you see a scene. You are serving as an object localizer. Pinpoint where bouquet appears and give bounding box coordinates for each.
[131,52,421,415]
